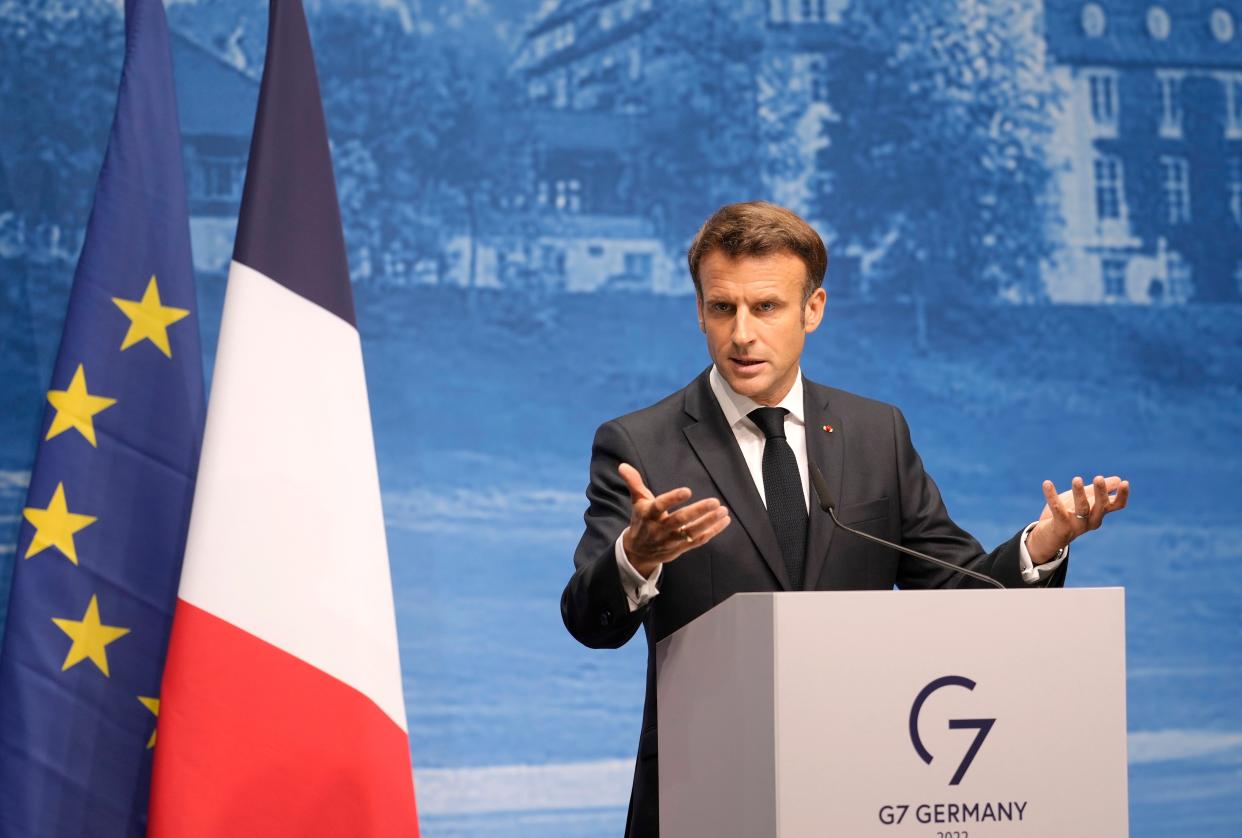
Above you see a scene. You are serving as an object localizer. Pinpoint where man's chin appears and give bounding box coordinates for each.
[720,369,774,402]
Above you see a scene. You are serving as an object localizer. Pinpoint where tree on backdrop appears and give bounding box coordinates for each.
[816,0,1058,326]
[313,3,532,287]
[0,0,122,260]
[623,0,766,249]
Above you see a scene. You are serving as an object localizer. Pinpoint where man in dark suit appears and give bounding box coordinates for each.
[560,202,1129,837]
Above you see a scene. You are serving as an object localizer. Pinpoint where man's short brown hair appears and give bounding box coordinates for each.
[687,201,828,301]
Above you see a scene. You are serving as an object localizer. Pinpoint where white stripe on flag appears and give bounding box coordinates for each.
[179,260,406,731]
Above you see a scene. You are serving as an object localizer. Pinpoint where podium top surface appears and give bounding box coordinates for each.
[657,587,1125,653]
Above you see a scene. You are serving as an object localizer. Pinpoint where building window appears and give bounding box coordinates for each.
[1229,159,1242,226]
[1086,71,1118,129]
[1157,71,1184,138]
[190,154,244,202]
[1167,251,1193,300]
[540,244,566,275]
[553,73,568,108]
[573,63,590,90]
[1223,74,1242,137]
[599,5,614,29]
[800,0,828,21]
[1094,155,1124,221]
[535,179,581,211]
[1147,6,1171,40]
[1160,156,1191,224]
[624,251,653,278]
[1212,9,1236,42]
[1081,3,1106,37]
[1102,257,1127,299]
[553,179,581,212]
[808,56,829,102]
[628,45,642,81]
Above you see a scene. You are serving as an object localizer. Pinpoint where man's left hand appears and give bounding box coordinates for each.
[1026,475,1130,565]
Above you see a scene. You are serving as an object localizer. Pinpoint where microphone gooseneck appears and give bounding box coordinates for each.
[808,464,1005,590]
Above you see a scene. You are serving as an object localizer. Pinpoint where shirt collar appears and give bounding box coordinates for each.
[708,365,805,431]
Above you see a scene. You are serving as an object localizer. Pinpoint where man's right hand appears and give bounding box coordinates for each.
[619,462,731,579]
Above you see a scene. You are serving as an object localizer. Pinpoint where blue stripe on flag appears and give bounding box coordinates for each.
[233,0,356,326]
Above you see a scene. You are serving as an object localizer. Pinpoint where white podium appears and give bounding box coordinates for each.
[656,589,1127,837]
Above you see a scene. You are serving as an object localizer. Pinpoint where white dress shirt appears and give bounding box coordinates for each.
[615,367,1064,610]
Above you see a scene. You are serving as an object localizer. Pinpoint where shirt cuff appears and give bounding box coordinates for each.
[1019,521,1068,584]
[615,527,662,612]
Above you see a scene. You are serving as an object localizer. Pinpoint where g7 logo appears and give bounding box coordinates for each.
[908,675,995,786]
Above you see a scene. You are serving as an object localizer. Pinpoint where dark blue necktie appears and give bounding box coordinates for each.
[749,407,807,589]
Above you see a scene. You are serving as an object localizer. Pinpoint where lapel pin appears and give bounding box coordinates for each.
[822,424,834,433]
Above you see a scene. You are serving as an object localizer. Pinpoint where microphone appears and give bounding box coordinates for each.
[808,463,1005,590]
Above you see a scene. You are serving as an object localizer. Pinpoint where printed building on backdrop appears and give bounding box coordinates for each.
[172,32,258,275]
[509,0,845,296]
[1043,1,1242,304]
[497,0,673,294]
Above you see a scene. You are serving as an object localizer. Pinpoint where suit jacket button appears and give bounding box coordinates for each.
[599,609,613,626]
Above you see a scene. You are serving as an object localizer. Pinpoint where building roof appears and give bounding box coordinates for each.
[1045,0,1242,69]
[170,31,260,138]
[525,0,602,37]
[517,0,656,75]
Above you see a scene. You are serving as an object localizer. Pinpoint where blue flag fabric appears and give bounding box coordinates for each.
[0,0,205,835]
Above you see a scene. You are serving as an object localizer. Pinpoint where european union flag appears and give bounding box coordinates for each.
[0,0,204,835]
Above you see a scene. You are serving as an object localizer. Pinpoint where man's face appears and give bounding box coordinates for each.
[696,249,826,406]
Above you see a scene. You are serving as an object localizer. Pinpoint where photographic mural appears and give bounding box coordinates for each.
[1,0,1239,835]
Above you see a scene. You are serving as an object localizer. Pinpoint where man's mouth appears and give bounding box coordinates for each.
[730,357,764,369]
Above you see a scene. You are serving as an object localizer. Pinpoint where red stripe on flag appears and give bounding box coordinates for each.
[149,600,419,837]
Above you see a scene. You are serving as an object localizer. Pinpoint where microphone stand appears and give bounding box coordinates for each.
[808,464,1005,590]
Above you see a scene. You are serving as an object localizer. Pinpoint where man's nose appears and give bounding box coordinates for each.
[731,310,754,345]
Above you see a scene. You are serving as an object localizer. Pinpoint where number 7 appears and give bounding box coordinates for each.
[946,718,995,785]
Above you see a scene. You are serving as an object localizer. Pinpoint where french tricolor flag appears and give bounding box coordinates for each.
[148,1,419,835]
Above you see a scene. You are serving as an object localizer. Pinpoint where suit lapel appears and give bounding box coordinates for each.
[682,373,791,591]
[802,381,844,591]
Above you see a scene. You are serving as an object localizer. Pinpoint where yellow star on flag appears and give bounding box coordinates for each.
[45,364,117,447]
[51,594,130,677]
[111,275,190,358]
[22,482,97,564]
[138,696,160,748]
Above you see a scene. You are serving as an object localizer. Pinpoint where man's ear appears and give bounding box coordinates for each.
[804,287,827,334]
[695,294,706,333]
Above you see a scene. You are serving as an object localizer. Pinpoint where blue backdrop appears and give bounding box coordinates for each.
[1,1,1239,835]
